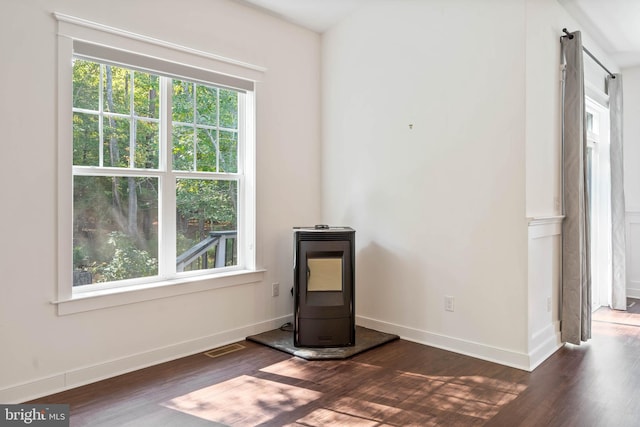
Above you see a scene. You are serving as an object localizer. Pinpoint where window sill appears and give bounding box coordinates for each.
[53,269,266,315]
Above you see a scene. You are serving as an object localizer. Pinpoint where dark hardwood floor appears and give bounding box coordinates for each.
[30,301,640,426]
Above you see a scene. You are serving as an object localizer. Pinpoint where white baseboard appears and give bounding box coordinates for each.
[528,321,562,370]
[0,315,291,404]
[627,282,640,299]
[356,315,535,371]
[627,289,640,299]
[3,313,562,403]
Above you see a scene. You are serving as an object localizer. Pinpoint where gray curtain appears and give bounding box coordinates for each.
[561,31,591,345]
[608,74,627,311]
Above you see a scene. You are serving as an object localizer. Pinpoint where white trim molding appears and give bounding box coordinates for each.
[53,13,267,76]
[526,215,565,226]
[53,270,265,315]
[527,215,564,239]
[528,321,562,370]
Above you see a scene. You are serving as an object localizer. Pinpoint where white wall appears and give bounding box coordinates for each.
[0,0,320,402]
[623,67,640,297]
[322,0,530,368]
[624,67,640,212]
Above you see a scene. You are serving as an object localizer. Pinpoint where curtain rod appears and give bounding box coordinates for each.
[562,28,616,79]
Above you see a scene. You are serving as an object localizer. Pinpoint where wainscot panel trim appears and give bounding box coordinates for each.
[527,216,564,239]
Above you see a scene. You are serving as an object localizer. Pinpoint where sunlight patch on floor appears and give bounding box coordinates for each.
[164,358,528,425]
[593,308,640,327]
[289,406,392,427]
[162,375,322,425]
[260,358,383,383]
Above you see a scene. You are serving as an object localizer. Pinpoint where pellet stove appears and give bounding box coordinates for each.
[293,225,355,347]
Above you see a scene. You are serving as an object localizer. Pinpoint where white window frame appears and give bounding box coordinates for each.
[586,96,612,311]
[53,13,265,315]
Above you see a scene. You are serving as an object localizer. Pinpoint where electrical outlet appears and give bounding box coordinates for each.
[444,296,455,312]
[547,297,552,313]
[272,283,280,297]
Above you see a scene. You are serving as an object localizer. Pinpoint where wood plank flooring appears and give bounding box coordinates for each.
[30,302,640,426]
[593,297,640,325]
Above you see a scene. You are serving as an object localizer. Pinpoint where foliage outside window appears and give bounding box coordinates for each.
[72,58,243,288]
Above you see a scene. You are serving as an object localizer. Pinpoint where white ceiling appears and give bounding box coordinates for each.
[559,0,640,69]
[236,0,640,69]
[235,0,368,34]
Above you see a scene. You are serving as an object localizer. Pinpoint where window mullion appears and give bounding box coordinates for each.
[99,65,104,167]
[160,76,176,278]
[192,83,198,171]
[216,87,220,172]
[237,92,250,269]
[129,70,136,168]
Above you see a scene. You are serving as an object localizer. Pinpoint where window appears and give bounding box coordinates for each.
[585,97,612,311]
[73,58,245,289]
[55,14,263,311]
